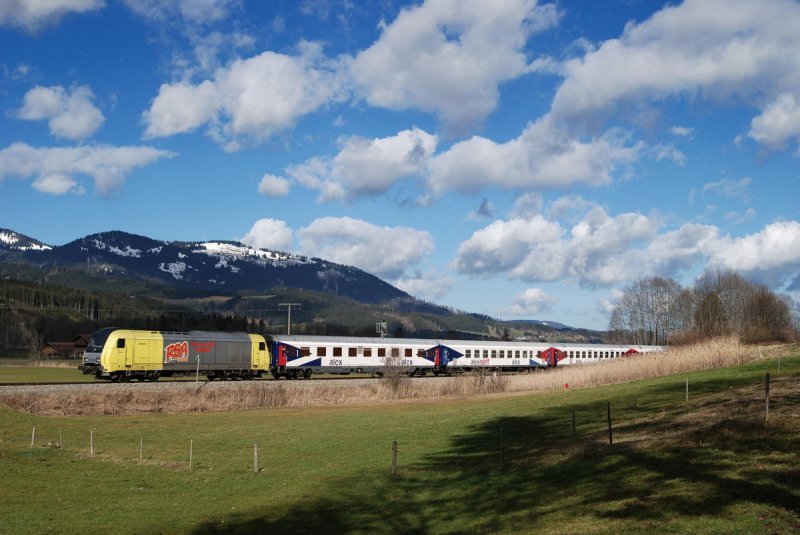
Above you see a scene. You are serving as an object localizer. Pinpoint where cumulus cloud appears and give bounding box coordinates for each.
[455,199,800,292]
[748,93,800,152]
[502,287,557,315]
[427,117,641,196]
[17,85,105,140]
[0,142,175,195]
[297,216,433,279]
[350,0,560,133]
[549,0,800,155]
[239,218,294,251]
[453,205,720,287]
[509,192,543,219]
[258,174,290,197]
[709,221,800,286]
[31,173,82,195]
[144,42,346,149]
[394,271,454,301]
[0,0,103,32]
[285,128,437,201]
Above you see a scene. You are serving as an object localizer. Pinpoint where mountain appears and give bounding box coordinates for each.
[0,228,52,252]
[0,229,407,304]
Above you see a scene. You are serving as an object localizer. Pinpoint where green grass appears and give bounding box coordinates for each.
[1,353,799,534]
[0,365,93,383]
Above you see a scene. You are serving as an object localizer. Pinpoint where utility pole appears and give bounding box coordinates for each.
[279,303,301,335]
[376,318,387,338]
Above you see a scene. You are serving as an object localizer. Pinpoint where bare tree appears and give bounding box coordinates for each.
[608,277,683,345]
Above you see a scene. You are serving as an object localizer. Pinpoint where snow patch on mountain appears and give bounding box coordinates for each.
[194,242,311,268]
[0,230,52,251]
[159,261,187,280]
[91,239,142,258]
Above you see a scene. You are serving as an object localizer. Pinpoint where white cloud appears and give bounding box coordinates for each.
[427,117,641,196]
[257,174,290,197]
[702,177,751,199]
[286,128,437,201]
[297,216,433,279]
[0,142,176,195]
[502,288,557,315]
[394,271,454,301]
[546,194,598,223]
[0,0,103,32]
[239,218,293,251]
[17,85,105,140]
[549,0,800,156]
[455,202,800,293]
[350,0,560,133]
[748,93,800,152]
[670,126,694,136]
[650,143,686,166]
[453,205,719,287]
[144,43,346,148]
[122,0,237,24]
[709,221,800,286]
[509,192,543,219]
[31,173,80,195]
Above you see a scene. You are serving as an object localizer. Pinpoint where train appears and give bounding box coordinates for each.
[80,328,663,382]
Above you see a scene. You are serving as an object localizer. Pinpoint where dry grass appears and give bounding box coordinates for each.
[0,337,784,416]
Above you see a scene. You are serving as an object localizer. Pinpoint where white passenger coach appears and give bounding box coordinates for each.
[267,335,663,379]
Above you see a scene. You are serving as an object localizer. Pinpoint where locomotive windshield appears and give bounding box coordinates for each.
[86,327,119,353]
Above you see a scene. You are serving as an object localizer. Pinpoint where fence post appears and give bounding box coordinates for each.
[59,428,63,450]
[765,373,770,421]
[30,426,35,448]
[686,378,689,402]
[607,402,613,446]
[140,437,143,461]
[254,443,259,473]
[189,439,193,469]
[391,441,398,476]
[90,429,94,456]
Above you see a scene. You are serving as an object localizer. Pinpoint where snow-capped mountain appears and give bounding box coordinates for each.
[0,228,52,251]
[0,229,408,304]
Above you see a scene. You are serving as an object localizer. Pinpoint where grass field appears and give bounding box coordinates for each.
[1,349,799,534]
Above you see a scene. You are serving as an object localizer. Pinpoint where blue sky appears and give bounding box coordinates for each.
[1,0,800,330]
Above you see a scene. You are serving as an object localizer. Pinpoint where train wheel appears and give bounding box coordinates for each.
[303,369,312,379]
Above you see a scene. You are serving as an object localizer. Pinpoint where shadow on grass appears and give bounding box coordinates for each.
[192,395,800,534]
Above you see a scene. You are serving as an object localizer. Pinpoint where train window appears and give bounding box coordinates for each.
[483,350,488,358]
[301,347,311,357]
[364,347,372,357]
[258,342,266,351]
[491,350,496,359]
[465,349,471,357]
[523,351,528,358]
[333,347,342,357]
[378,348,386,357]
[515,351,520,358]
[405,348,412,358]
[349,347,357,357]
[417,349,425,357]
[317,347,327,357]
[499,350,504,358]
[116,338,125,349]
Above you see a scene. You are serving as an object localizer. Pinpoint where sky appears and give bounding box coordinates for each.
[1,0,800,330]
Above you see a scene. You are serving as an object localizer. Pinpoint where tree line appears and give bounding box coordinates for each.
[607,268,798,346]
